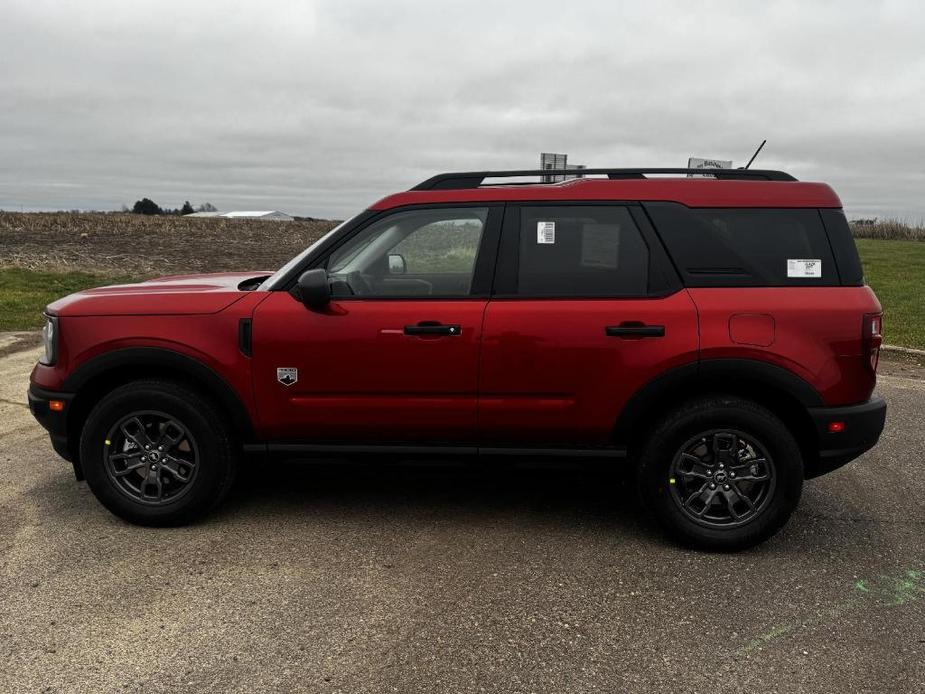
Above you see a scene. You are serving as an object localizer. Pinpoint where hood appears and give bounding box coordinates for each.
[47,271,272,317]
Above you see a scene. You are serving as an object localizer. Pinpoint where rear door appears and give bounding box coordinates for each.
[478,203,699,446]
[251,204,501,444]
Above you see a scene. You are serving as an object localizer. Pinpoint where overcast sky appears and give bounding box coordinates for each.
[2,0,924,219]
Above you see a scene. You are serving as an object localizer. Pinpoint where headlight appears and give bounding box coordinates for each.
[40,314,58,365]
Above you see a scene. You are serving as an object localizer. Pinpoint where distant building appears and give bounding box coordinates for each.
[184,210,294,221]
[221,210,294,221]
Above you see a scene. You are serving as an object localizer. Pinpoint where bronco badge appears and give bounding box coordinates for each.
[277,367,298,386]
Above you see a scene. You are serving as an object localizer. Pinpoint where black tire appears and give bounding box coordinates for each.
[79,380,237,526]
[637,396,803,551]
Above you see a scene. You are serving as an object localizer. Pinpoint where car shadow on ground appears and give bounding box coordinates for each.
[216,456,659,535]
[22,448,890,555]
[211,457,896,555]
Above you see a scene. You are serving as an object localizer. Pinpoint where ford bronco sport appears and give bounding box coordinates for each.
[29,168,886,549]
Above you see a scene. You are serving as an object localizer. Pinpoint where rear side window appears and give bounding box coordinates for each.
[514,206,650,296]
[645,203,839,287]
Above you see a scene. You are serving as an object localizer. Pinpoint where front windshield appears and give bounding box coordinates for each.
[259,216,354,290]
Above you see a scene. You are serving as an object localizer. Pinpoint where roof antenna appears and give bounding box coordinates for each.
[743,139,767,169]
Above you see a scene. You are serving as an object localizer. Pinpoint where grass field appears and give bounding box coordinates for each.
[0,268,135,331]
[855,239,925,350]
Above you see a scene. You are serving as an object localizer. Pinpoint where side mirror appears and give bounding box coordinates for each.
[295,268,331,310]
[387,253,406,275]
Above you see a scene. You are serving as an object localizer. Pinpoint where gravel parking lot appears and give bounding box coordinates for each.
[1,338,923,693]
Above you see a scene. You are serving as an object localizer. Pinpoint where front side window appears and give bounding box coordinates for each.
[515,205,650,296]
[326,207,487,297]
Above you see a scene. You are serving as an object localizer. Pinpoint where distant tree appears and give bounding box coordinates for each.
[180,201,195,215]
[132,198,163,215]
[197,202,217,212]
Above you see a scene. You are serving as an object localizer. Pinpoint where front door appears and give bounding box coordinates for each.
[251,205,501,444]
[478,203,698,446]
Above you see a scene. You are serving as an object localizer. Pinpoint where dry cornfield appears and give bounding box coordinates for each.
[849,219,925,241]
[0,212,339,277]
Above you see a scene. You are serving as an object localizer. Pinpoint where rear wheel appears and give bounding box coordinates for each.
[637,397,803,550]
[79,380,237,526]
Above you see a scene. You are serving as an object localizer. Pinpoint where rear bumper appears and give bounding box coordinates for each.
[28,384,78,470]
[805,395,887,478]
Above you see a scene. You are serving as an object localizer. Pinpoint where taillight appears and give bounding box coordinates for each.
[862,313,883,373]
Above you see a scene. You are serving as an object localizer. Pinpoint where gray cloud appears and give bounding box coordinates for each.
[2,0,924,219]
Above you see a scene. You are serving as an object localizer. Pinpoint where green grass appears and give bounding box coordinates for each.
[855,239,925,350]
[1,240,922,349]
[0,268,135,331]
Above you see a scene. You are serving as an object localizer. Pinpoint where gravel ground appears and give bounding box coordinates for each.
[1,342,923,694]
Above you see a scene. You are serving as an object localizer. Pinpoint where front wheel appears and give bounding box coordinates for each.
[637,397,803,551]
[79,380,237,526]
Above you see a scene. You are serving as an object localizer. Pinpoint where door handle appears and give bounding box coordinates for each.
[403,321,462,336]
[605,324,665,338]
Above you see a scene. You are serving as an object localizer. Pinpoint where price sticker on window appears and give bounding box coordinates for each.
[537,221,556,244]
[787,258,822,278]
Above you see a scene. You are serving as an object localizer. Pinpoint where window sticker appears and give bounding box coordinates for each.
[787,258,822,278]
[537,221,556,244]
[580,224,620,269]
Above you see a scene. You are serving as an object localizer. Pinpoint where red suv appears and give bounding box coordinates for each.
[29,168,886,549]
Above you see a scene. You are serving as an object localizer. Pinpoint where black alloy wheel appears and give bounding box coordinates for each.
[668,430,776,528]
[103,410,200,505]
[81,380,237,526]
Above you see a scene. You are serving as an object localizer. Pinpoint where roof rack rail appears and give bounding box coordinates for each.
[411,168,797,190]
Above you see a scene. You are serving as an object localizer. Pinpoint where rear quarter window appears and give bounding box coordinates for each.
[819,209,863,286]
[645,203,839,287]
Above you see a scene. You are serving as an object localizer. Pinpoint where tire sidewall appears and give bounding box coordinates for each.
[638,399,803,550]
[80,383,232,525]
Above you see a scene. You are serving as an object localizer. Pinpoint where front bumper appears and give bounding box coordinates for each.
[805,395,887,478]
[28,385,80,476]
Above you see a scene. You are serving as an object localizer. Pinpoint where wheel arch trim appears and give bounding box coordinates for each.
[63,347,256,442]
[613,357,824,446]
